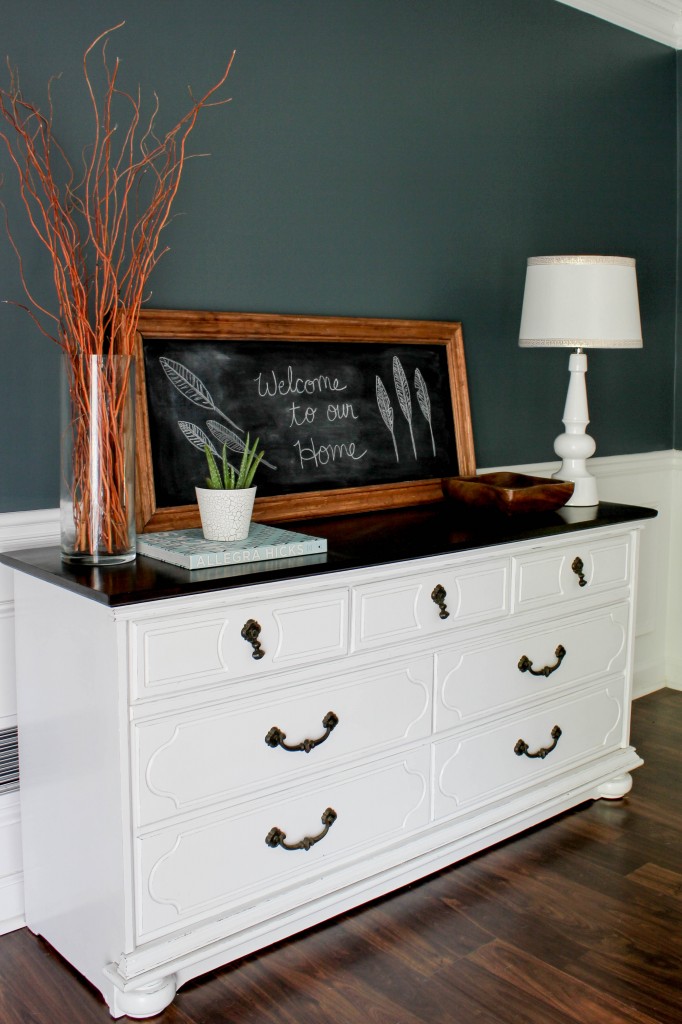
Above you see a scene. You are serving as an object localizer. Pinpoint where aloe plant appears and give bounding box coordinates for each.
[203,433,265,490]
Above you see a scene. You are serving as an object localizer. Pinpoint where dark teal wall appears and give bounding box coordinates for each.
[0,0,676,511]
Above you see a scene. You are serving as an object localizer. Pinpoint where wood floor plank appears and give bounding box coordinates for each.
[457,853,682,972]
[467,939,663,1024]
[551,808,682,878]
[340,889,493,975]
[570,945,682,1024]
[481,821,682,956]
[219,934,496,1024]
[427,944,583,1024]
[439,875,589,972]
[626,862,682,901]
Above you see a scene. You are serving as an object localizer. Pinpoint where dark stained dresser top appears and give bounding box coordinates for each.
[0,500,657,607]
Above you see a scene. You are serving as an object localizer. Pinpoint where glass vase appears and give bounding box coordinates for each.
[60,353,136,565]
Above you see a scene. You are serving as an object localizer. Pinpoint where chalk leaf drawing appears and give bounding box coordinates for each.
[414,368,436,456]
[376,375,399,462]
[207,419,277,471]
[393,356,417,459]
[178,420,220,458]
[159,358,244,434]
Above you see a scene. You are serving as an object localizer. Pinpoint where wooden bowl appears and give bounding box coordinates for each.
[442,472,575,515]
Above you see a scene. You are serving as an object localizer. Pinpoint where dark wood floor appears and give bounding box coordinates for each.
[0,688,680,1023]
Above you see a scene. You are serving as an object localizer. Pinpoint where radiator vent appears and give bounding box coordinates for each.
[0,727,19,793]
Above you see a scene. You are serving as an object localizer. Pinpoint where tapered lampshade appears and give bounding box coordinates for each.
[518,255,643,506]
[519,256,642,350]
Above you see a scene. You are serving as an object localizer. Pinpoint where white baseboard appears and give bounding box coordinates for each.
[634,661,671,696]
[662,658,682,691]
[0,882,24,936]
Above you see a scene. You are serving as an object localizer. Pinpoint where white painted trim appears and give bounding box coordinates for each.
[555,0,682,47]
[665,450,682,689]
[0,793,23,935]
[0,508,60,550]
[0,512,59,935]
[480,448,677,479]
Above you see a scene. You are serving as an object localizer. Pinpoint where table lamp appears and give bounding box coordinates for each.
[518,255,642,506]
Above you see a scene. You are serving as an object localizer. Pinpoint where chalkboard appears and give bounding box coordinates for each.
[134,311,476,532]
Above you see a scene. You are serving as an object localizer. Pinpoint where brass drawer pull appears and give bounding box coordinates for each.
[241,618,264,660]
[265,807,337,851]
[265,711,339,753]
[431,584,449,619]
[518,645,566,678]
[572,556,588,587]
[514,725,562,759]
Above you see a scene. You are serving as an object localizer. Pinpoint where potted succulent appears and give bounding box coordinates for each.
[196,434,265,541]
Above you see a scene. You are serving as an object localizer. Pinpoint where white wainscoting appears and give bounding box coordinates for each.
[481,450,677,699]
[664,451,682,688]
[0,793,23,936]
[0,509,59,934]
[0,453,678,934]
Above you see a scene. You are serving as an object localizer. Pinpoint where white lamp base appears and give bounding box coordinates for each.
[552,350,598,507]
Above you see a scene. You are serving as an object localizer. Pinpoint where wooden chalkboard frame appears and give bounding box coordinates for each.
[134,310,476,532]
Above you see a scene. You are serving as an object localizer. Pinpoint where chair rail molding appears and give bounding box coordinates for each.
[556,0,682,47]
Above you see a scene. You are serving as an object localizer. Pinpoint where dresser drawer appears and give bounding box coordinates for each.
[134,747,430,942]
[133,655,432,826]
[513,535,630,613]
[433,679,627,820]
[435,604,628,731]
[351,557,510,653]
[131,587,349,698]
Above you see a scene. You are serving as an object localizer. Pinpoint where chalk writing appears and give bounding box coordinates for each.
[256,368,347,398]
[327,402,359,422]
[288,403,317,427]
[294,438,368,469]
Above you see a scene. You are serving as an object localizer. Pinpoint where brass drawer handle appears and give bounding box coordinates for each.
[431,584,449,619]
[572,556,588,587]
[265,807,337,851]
[241,618,264,660]
[265,711,339,753]
[514,725,562,759]
[518,645,566,678]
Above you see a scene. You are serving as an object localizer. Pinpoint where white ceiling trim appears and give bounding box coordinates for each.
[555,0,682,47]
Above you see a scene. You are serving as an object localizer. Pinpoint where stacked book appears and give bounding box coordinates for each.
[137,522,327,570]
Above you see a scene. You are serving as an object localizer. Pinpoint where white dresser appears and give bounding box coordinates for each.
[4,500,655,1018]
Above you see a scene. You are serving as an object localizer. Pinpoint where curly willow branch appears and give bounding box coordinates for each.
[1,23,234,354]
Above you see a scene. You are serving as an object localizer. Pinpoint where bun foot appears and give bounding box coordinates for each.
[112,975,177,1019]
[597,773,633,800]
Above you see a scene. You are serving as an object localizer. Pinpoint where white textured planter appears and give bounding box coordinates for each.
[195,486,257,542]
